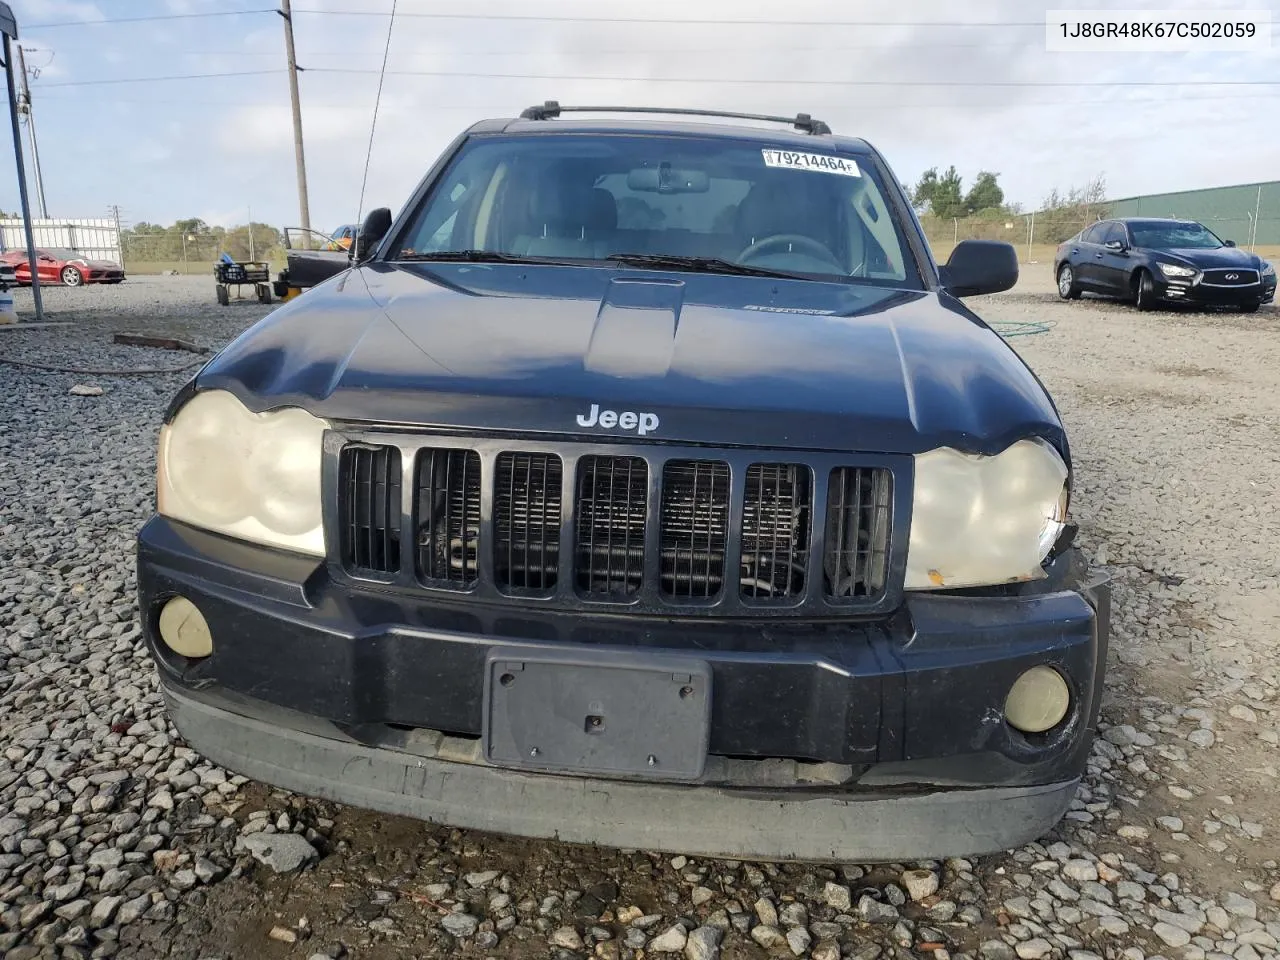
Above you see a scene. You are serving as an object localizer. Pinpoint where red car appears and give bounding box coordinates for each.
[0,247,125,286]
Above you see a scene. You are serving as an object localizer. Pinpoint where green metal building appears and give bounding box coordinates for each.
[1107,180,1280,247]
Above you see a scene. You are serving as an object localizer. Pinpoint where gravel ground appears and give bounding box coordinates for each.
[1,272,1279,960]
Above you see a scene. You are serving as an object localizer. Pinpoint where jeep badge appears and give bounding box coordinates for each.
[576,403,660,436]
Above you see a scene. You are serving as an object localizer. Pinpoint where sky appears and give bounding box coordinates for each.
[1,0,1277,232]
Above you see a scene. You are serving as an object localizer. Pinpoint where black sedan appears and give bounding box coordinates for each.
[1055,217,1276,313]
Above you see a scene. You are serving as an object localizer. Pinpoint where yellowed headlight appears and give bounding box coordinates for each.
[906,438,1068,590]
[157,390,328,556]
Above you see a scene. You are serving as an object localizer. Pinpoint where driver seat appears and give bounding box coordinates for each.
[734,182,854,269]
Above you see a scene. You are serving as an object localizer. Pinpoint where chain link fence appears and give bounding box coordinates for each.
[924,213,1280,263]
[121,230,284,276]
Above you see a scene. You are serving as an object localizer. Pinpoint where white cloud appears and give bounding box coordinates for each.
[7,0,1278,228]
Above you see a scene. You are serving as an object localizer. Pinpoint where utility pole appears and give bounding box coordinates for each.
[14,43,46,218]
[108,204,124,269]
[279,0,311,234]
[0,4,44,321]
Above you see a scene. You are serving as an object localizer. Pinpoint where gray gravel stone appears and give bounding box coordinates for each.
[1062,859,1098,883]
[89,896,123,929]
[650,924,689,953]
[684,926,721,960]
[755,896,779,927]
[901,869,939,901]
[750,924,786,950]
[1221,892,1257,919]
[823,882,852,911]
[786,926,812,957]
[549,926,584,950]
[238,832,318,873]
[856,896,898,923]
[1153,922,1192,947]
[1188,728,1216,748]
[1015,938,1052,960]
[441,912,479,938]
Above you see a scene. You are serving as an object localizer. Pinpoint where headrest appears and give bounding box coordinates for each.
[586,188,618,231]
[528,176,598,235]
[735,182,837,245]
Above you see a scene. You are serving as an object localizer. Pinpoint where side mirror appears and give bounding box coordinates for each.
[1103,239,1127,253]
[354,207,393,262]
[1225,239,1237,247]
[939,239,1018,298]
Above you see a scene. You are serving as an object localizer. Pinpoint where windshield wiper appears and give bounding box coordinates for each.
[603,253,816,281]
[396,250,576,265]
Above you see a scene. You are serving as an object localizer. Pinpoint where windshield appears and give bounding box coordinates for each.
[392,134,917,286]
[1129,222,1224,250]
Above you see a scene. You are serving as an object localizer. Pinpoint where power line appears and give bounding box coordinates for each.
[23,40,1079,55]
[26,9,277,30]
[305,68,1280,88]
[38,70,283,88]
[287,10,1091,27]
[32,89,1280,110]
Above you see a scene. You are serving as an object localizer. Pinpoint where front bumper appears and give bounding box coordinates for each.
[1156,272,1276,306]
[138,517,1111,860]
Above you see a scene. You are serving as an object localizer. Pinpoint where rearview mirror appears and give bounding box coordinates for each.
[626,167,710,194]
[939,240,1018,298]
[1225,239,1237,247]
[354,207,393,261]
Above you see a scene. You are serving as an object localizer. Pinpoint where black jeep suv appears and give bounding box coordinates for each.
[138,103,1110,861]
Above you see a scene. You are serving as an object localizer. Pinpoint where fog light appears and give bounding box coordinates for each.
[1004,665,1070,734]
[157,597,213,658]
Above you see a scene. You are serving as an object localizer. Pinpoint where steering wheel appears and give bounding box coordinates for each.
[738,233,843,270]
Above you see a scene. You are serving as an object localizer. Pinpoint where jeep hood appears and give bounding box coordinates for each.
[196,262,1064,456]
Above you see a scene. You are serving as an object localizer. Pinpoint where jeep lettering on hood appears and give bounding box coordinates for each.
[577,404,660,435]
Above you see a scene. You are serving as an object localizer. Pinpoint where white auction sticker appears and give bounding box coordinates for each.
[762,149,861,177]
[1047,9,1271,51]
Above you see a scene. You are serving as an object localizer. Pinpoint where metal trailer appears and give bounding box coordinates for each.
[213,259,272,306]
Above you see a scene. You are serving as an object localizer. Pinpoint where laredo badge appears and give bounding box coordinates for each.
[761,149,861,177]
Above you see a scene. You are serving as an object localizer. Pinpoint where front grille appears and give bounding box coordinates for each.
[824,468,892,599]
[335,440,896,614]
[1202,269,1259,286]
[494,453,562,593]
[415,448,481,586]
[660,460,730,599]
[741,464,812,601]
[339,445,401,575]
[576,456,648,597]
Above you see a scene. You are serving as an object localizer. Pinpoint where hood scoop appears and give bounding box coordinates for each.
[584,277,685,378]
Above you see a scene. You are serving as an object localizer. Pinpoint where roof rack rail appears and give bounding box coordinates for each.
[518,101,832,135]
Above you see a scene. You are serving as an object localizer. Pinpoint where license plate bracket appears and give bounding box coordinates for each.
[482,648,712,781]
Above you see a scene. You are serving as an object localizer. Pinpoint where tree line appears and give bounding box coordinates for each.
[121,218,284,263]
[908,168,1109,245]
